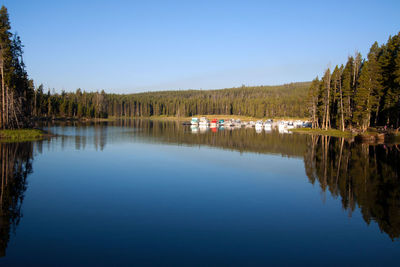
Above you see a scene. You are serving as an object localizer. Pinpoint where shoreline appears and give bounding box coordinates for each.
[131,115,309,122]
[289,128,354,138]
[290,128,400,143]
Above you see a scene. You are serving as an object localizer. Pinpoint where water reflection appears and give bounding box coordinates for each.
[0,142,35,256]
[41,119,308,157]
[42,119,400,240]
[0,119,398,259]
[304,136,400,240]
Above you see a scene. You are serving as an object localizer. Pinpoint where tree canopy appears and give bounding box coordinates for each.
[308,32,400,131]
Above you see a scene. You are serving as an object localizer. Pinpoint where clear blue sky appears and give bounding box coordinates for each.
[2,0,400,93]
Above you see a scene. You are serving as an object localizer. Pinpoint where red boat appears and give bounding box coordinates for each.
[210,119,218,127]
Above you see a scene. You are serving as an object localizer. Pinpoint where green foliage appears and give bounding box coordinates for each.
[33,82,310,119]
[0,129,44,141]
[309,31,400,131]
[0,6,34,129]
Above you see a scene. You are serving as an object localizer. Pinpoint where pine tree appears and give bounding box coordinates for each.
[379,33,400,127]
[367,42,383,125]
[353,61,372,131]
[307,77,320,128]
[0,5,12,128]
[342,57,354,129]
[322,68,331,129]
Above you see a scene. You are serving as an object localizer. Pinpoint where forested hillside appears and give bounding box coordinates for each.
[32,82,310,120]
[308,32,400,131]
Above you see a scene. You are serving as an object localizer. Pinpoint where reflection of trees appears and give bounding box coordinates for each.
[40,119,309,157]
[130,119,308,158]
[304,136,400,240]
[36,119,400,240]
[0,142,34,257]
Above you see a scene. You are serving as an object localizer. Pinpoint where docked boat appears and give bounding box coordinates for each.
[210,118,218,128]
[234,119,242,128]
[191,117,199,125]
[224,120,234,127]
[255,120,264,128]
[199,117,209,127]
[245,122,253,128]
[287,121,294,129]
[218,119,225,125]
[264,119,273,129]
[278,121,287,130]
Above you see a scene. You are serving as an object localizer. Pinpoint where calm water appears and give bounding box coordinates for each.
[0,119,399,265]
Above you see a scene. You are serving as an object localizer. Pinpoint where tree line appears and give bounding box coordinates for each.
[308,32,400,131]
[31,82,309,120]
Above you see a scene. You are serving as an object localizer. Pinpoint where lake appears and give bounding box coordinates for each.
[0,119,399,265]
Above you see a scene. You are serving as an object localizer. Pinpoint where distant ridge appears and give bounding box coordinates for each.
[128,81,312,96]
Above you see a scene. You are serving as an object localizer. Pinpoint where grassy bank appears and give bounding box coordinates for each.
[289,128,353,138]
[0,129,46,142]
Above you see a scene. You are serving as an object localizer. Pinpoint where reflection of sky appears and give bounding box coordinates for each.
[2,124,398,265]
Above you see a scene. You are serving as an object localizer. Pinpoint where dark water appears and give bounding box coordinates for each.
[0,119,399,265]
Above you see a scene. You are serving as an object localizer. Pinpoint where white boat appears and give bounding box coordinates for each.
[287,121,294,129]
[199,117,209,127]
[278,121,287,130]
[224,120,233,127]
[264,119,273,129]
[255,120,264,129]
[234,119,242,128]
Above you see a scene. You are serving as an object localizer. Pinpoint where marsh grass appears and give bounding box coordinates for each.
[0,129,46,142]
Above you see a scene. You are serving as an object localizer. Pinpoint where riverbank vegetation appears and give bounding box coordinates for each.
[0,129,45,141]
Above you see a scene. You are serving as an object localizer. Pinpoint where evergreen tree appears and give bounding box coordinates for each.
[353,61,372,131]
[341,57,354,129]
[0,6,33,129]
[307,77,320,128]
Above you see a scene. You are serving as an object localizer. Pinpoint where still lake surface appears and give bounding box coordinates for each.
[0,119,399,265]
